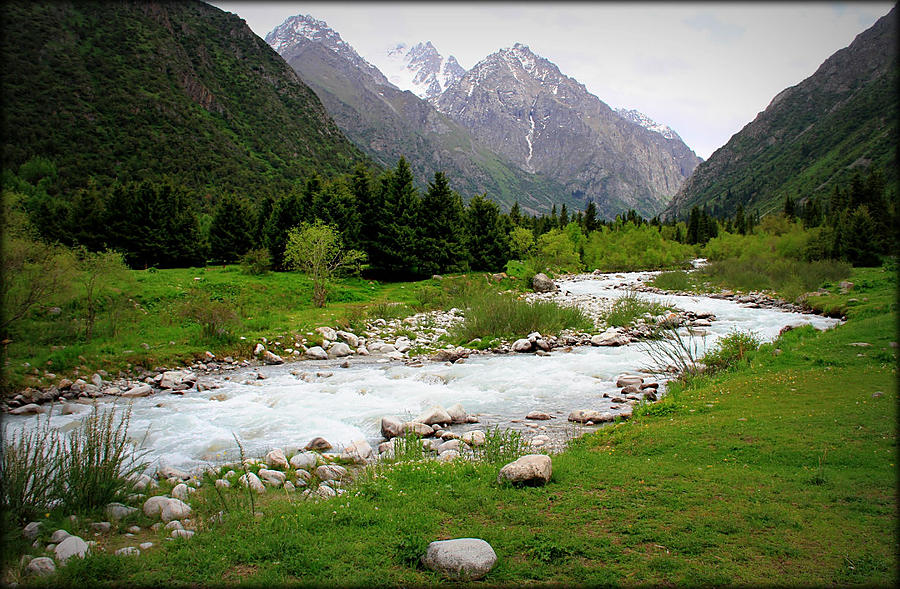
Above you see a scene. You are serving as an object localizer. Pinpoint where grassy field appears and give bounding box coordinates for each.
[3,264,895,586]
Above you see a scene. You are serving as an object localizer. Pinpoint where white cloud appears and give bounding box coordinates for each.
[210,1,893,159]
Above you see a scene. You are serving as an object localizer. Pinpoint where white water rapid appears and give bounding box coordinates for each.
[4,271,840,473]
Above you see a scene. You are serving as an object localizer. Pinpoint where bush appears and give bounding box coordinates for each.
[240,247,271,275]
[1,413,62,522]
[702,330,761,372]
[649,270,695,291]
[474,427,529,465]
[178,295,240,340]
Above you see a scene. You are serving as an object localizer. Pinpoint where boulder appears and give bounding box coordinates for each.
[265,448,289,469]
[289,452,319,470]
[304,346,329,360]
[171,483,190,501]
[133,474,155,491]
[532,273,557,293]
[304,437,332,451]
[50,529,70,543]
[316,484,337,499]
[105,503,138,520]
[437,439,461,454]
[215,479,230,489]
[171,529,194,539]
[526,411,553,421]
[328,342,352,358]
[315,464,348,482]
[335,331,359,348]
[160,498,192,522]
[55,535,89,563]
[315,326,338,342]
[341,439,374,464]
[432,349,463,363]
[380,416,404,440]
[157,465,190,480]
[165,520,183,531]
[121,384,153,398]
[461,430,486,446]
[262,351,284,365]
[23,521,42,540]
[26,556,56,576]
[253,343,266,355]
[421,538,498,580]
[401,421,434,437]
[415,405,452,425]
[497,454,552,486]
[615,375,644,387]
[159,371,185,389]
[10,403,47,415]
[591,329,629,347]
[143,496,170,517]
[437,450,460,462]
[568,409,614,423]
[447,403,468,423]
[511,338,533,353]
[238,472,266,494]
[257,469,286,486]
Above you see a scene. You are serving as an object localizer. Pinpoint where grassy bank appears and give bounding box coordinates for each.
[4,265,895,586]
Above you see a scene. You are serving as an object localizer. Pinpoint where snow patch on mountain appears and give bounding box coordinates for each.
[615,108,680,141]
[376,41,465,101]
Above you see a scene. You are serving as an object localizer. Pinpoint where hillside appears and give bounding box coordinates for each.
[266,15,579,215]
[0,0,366,196]
[665,6,897,219]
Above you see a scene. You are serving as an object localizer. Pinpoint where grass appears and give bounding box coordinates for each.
[2,265,896,586]
[602,290,673,328]
[697,256,852,302]
[648,269,696,291]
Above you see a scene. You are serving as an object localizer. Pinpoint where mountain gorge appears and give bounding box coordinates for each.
[665,5,897,219]
[0,0,365,195]
[434,43,703,216]
[266,15,578,214]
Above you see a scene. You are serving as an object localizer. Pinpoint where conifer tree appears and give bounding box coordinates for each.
[209,193,255,263]
[509,201,522,226]
[374,157,421,275]
[465,193,509,271]
[419,171,468,275]
[582,200,598,233]
[262,183,306,269]
[559,203,569,228]
[313,177,360,249]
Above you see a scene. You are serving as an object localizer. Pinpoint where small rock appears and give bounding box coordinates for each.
[23,521,42,540]
[380,416,404,440]
[171,529,194,539]
[289,451,319,470]
[26,556,56,576]
[105,503,138,520]
[140,541,154,550]
[238,473,266,494]
[55,535,89,563]
[615,375,643,387]
[421,538,498,580]
[143,496,171,517]
[160,498,192,522]
[315,464,348,482]
[305,437,332,451]
[532,273,557,293]
[447,403,467,423]
[164,520,183,531]
[90,522,111,533]
[525,411,553,420]
[9,403,46,415]
[50,529,71,543]
[511,338,533,353]
[258,468,286,486]
[415,405,452,425]
[127,525,141,534]
[401,421,435,437]
[171,483,190,501]
[262,350,284,365]
[461,430,486,446]
[265,448,289,469]
[304,346,329,360]
[115,546,140,556]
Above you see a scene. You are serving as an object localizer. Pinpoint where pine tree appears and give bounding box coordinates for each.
[465,193,509,271]
[262,183,306,269]
[735,204,747,234]
[559,203,569,228]
[509,201,522,227]
[686,206,700,244]
[375,157,421,275]
[313,177,360,249]
[209,193,255,263]
[583,200,598,233]
[419,171,468,275]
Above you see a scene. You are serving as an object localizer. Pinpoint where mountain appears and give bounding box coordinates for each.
[381,41,466,102]
[266,15,579,214]
[665,6,897,220]
[615,108,681,141]
[0,0,366,196]
[434,43,703,217]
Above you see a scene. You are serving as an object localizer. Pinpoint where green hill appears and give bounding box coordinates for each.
[0,0,367,196]
[665,6,897,219]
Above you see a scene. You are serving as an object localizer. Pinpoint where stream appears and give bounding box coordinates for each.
[4,271,841,473]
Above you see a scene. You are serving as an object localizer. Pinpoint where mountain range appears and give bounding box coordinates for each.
[665,5,897,219]
[266,15,702,217]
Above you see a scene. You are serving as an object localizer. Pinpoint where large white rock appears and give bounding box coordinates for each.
[157,465,190,480]
[265,448,289,469]
[304,346,328,360]
[447,403,467,423]
[121,384,152,398]
[9,403,46,415]
[289,452,319,470]
[55,535,89,563]
[567,409,615,423]
[171,529,194,539]
[50,529,70,543]
[335,330,359,348]
[171,483,190,501]
[401,422,434,437]
[105,503,138,520]
[257,469,286,486]
[511,338,533,353]
[592,329,630,347]
[315,326,337,342]
[238,472,266,494]
[159,371,185,389]
[615,375,644,387]
[421,538,498,580]
[115,546,140,556]
[380,416,403,439]
[461,430,486,446]
[262,350,284,365]
[143,496,170,517]
[497,454,552,486]
[23,521,42,540]
[328,342,352,358]
[26,556,56,576]
[341,439,374,464]
[160,498,192,522]
[415,405,452,425]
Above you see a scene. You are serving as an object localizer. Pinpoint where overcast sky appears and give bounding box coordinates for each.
[210,1,893,159]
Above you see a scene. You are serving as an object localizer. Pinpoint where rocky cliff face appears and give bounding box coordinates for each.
[664,6,897,219]
[266,16,578,214]
[434,43,702,216]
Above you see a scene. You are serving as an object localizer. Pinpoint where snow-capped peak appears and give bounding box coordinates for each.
[615,108,681,141]
[376,41,466,101]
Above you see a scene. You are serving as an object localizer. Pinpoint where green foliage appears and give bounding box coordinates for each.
[417,171,469,276]
[701,329,762,373]
[650,270,695,291]
[284,221,365,307]
[239,248,272,276]
[465,193,509,271]
[474,427,529,465]
[177,295,241,342]
[508,226,536,259]
[603,291,672,328]
[582,223,695,271]
[389,432,427,463]
[534,228,582,273]
[0,413,62,522]
[209,194,256,263]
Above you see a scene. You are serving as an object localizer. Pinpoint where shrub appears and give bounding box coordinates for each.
[639,326,706,378]
[602,291,672,328]
[702,329,761,372]
[240,247,271,275]
[1,413,62,522]
[390,432,426,463]
[474,427,529,465]
[56,405,148,513]
[178,295,240,340]
[650,270,695,292]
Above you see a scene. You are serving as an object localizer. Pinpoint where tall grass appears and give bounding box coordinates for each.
[639,326,706,379]
[701,329,761,373]
[473,427,530,465]
[698,257,851,301]
[1,404,147,523]
[602,291,672,328]
[649,270,696,292]
[450,292,593,343]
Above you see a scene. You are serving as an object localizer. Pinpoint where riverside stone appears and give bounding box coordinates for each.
[615,375,644,387]
[421,538,498,580]
[289,451,319,470]
[568,409,614,423]
[341,439,374,464]
[497,454,552,486]
[328,342,352,358]
[55,535,89,563]
[105,503,138,520]
[171,483,190,500]
[305,437,332,451]
[315,326,337,341]
[380,416,403,439]
[10,403,46,415]
[262,350,284,365]
[50,529,70,543]
[171,529,194,539]
[27,557,56,576]
[526,411,553,420]
[511,338,533,352]
[122,384,153,398]
[258,469,286,486]
[416,405,452,425]
[265,448,289,469]
[335,330,359,348]
[23,521,42,540]
[532,273,557,293]
[315,464,348,482]
[461,430,486,446]
[304,346,328,360]
[401,421,434,437]
[143,496,170,517]
[238,473,266,494]
[115,546,140,556]
[447,403,467,423]
[160,499,192,522]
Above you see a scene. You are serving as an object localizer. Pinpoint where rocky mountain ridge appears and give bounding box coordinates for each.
[382,41,466,101]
